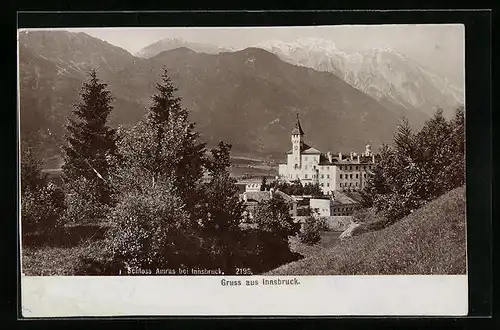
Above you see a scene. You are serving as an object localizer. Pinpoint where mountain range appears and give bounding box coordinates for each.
[135,37,233,58]
[255,38,464,119]
[19,31,449,165]
[136,36,464,119]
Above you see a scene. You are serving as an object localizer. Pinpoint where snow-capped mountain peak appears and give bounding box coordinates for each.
[257,37,340,55]
[254,38,464,118]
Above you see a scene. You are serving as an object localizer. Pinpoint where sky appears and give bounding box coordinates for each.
[64,25,465,88]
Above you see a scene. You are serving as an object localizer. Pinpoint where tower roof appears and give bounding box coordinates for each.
[291,113,304,135]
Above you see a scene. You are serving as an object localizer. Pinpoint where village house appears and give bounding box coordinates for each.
[240,189,298,220]
[244,182,262,192]
[278,115,377,195]
[310,190,363,217]
[234,178,263,194]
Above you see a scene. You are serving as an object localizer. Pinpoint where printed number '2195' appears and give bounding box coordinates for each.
[236,268,253,275]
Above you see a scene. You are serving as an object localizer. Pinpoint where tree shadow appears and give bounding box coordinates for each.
[22,224,110,248]
[251,250,304,275]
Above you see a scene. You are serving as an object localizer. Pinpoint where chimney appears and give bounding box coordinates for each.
[269,188,274,198]
[327,151,332,163]
[357,154,360,162]
[338,152,342,160]
[350,152,354,161]
[372,154,375,163]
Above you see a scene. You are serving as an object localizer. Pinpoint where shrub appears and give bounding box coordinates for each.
[316,217,330,231]
[21,182,65,235]
[63,177,110,225]
[362,108,465,224]
[298,216,322,245]
[253,195,301,245]
[105,183,201,270]
[375,192,425,224]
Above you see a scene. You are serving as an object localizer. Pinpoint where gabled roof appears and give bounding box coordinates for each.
[242,190,295,204]
[343,191,364,203]
[243,191,271,203]
[274,190,296,203]
[331,190,359,206]
[302,147,322,154]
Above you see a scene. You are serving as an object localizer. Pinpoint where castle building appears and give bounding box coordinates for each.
[278,115,377,195]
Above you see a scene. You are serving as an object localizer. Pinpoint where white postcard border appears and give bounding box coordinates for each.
[21,275,468,317]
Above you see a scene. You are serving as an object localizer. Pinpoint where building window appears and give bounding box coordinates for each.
[356,166,359,170]
[350,182,353,187]
[304,156,308,161]
[349,166,352,170]
[326,183,329,187]
[350,174,353,179]
[364,173,367,178]
[305,174,308,179]
[321,174,324,179]
[340,174,343,179]
[327,174,330,179]
[305,165,308,169]
[356,182,358,186]
[320,183,324,187]
[339,183,342,187]
[356,174,359,178]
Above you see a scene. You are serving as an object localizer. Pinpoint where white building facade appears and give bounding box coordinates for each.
[278,115,377,195]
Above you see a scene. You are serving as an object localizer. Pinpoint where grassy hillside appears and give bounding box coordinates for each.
[266,186,466,275]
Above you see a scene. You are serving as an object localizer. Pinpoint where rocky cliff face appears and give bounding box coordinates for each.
[257,38,464,119]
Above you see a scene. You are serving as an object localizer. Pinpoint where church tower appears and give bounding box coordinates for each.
[291,114,304,170]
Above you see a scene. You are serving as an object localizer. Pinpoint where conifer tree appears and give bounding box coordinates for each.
[260,176,267,191]
[144,68,206,201]
[202,141,246,232]
[62,69,118,206]
[200,141,247,270]
[393,116,415,156]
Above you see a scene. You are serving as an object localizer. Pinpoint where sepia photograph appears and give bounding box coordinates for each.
[18,22,468,316]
